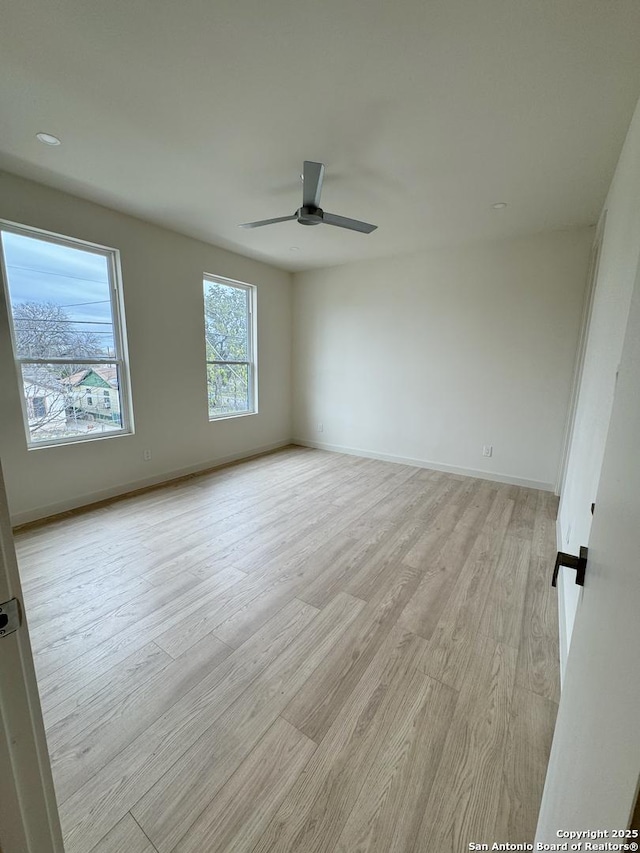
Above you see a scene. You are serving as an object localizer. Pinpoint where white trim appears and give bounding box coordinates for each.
[554,213,607,684]
[26,426,132,452]
[292,438,555,491]
[206,409,258,421]
[555,212,606,496]
[556,518,568,690]
[10,439,290,526]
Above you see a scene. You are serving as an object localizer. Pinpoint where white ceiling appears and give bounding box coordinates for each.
[2,0,640,272]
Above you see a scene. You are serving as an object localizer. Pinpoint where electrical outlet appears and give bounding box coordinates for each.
[482,445,493,458]
[317,423,324,433]
[143,449,152,462]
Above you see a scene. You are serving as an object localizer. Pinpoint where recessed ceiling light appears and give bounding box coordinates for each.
[491,202,508,209]
[290,246,300,252]
[36,132,61,146]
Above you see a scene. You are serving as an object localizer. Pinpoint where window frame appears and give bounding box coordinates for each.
[203,273,257,421]
[0,219,135,449]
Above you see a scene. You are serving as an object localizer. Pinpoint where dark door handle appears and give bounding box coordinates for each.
[552,546,588,588]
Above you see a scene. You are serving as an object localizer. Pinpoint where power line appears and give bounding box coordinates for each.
[59,300,111,307]
[6,264,109,284]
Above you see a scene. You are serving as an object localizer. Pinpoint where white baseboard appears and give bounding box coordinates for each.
[11,439,291,527]
[292,438,555,492]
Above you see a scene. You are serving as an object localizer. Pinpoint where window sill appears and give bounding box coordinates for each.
[26,428,134,451]
[208,410,258,423]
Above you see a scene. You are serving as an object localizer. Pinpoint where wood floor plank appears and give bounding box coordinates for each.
[480,534,531,648]
[414,636,517,852]
[516,493,560,702]
[338,516,429,603]
[509,486,538,541]
[515,555,561,702]
[494,686,558,843]
[153,570,287,658]
[50,631,232,804]
[143,454,374,567]
[531,489,559,560]
[33,569,217,680]
[342,469,446,542]
[20,538,159,593]
[131,593,366,853]
[418,492,514,690]
[26,571,153,632]
[400,477,481,570]
[171,717,316,853]
[283,565,421,742]
[210,577,299,648]
[334,673,457,853]
[43,641,172,747]
[211,539,360,648]
[35,566,245,710]
[29,575,156,652]
[15,448,560,853]
[58,597,321,853]
[90,813,157,853]
[252,628,428,853]
[398,479,497,639]
[295,474,453,611]
[235,465,420,583]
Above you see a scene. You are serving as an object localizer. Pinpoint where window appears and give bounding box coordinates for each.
[203,274,256,419]
[0,221,133,447]
[32,397,47,419]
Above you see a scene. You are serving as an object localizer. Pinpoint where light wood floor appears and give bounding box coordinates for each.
[16,447,560,853]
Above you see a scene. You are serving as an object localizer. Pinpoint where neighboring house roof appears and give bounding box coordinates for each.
[22,367,65,395]
[64,366,118,389]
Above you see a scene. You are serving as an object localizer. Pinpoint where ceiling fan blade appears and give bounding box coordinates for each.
[302,161,325,208]
[239,215,297,229]
[323,212,378,234]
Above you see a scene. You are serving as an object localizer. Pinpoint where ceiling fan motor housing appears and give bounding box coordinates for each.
[297,206,323,225]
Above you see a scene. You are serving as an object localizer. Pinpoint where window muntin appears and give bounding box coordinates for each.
[203,275,256,419]
[0,221,133,447]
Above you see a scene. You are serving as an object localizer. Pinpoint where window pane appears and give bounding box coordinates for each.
[207,363,249,417]
[20,362,123,444]
[204,282,249,362]
[2,231,114,359]
[1,224,132,447]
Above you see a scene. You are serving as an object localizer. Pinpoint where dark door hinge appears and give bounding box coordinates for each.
[0,598,22,638]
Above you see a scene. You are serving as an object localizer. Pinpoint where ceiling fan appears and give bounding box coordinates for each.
[239,161,377,234]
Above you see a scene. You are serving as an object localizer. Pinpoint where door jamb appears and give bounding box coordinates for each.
[0,460,64,853]
[555,211,607,497]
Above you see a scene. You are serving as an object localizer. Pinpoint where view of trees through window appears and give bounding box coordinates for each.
[203,277,255,418]
[0,226,129,445]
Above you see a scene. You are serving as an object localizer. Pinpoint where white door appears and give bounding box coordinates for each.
[536,250,640,837]
[0,460,64,852]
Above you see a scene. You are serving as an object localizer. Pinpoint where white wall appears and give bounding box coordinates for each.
[0,171,293,524]
[556,95,640,677]
[293,229,592,490]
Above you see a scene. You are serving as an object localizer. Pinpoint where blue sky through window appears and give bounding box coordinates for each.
[2,231,116,352]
